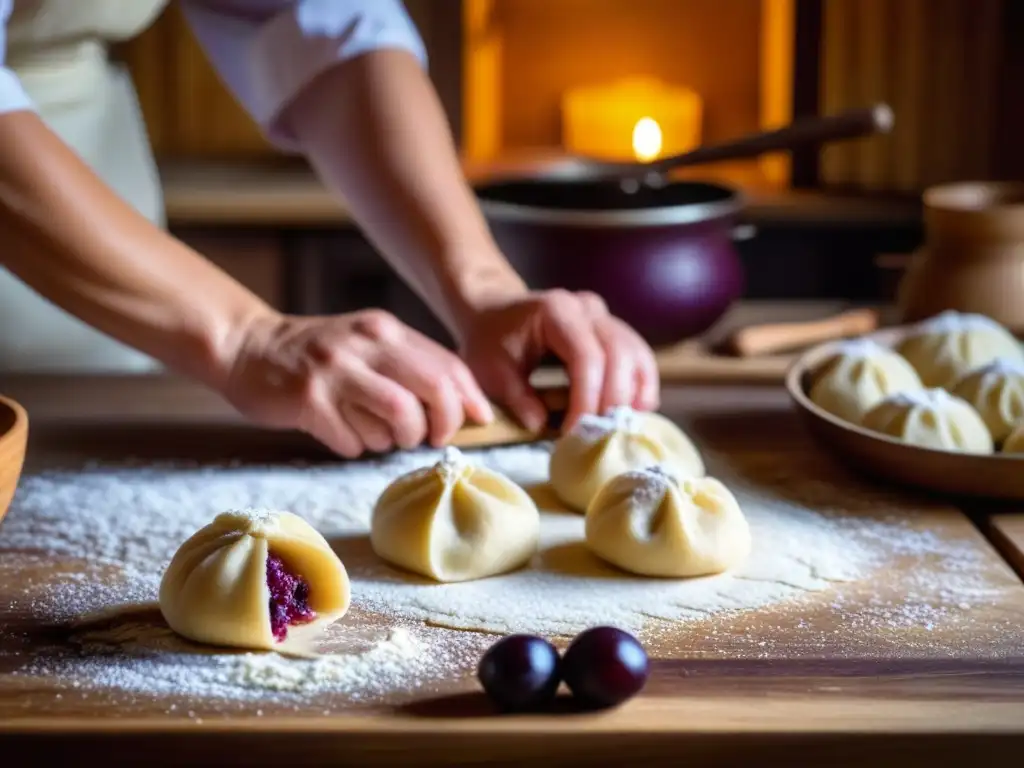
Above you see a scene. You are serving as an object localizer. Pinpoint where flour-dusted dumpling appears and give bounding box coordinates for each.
[585,465,751,578]
[159,509,350,653]
[860,388,994,453]
[549,406,705,513]
[808,338,922,423]
[1003,422,1024,454]
[370,447,539,583]
[896,310,1024,389]
[950,358,1024,443]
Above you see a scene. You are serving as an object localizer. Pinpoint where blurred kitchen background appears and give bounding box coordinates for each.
[116,0,1023,348]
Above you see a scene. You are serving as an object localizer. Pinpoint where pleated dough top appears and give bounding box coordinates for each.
[370,447,540,583]
[549,406,705,512]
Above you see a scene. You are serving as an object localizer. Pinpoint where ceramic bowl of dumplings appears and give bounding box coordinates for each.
[785,326,1024,501]
[0,395,29,524]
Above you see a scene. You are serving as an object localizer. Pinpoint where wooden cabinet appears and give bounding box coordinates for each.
[116,1,462,160]
[172,228,286,310]
[280,229,454,345]
[279,212,921,350]
[117,5,271,159]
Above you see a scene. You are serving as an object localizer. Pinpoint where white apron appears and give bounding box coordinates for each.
[0,0,169,372]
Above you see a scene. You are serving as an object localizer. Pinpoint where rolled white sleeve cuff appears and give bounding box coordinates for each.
[183,1,428,152]
[0,66,35,116]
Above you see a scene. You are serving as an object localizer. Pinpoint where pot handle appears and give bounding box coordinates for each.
[651,104,893,175]
[731,224,757,242]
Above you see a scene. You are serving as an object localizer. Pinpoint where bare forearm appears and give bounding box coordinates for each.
[0,113,269,388]
[284,50,526,342]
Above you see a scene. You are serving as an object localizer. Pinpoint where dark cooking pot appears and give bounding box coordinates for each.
[474,104,895,347]
[476,174,750,347]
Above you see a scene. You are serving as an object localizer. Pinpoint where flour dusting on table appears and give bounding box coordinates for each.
[0,443,1005,706]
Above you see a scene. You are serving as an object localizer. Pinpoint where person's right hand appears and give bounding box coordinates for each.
[221,309,494,458]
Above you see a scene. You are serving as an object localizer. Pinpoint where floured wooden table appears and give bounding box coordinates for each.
[1,377,1023,767]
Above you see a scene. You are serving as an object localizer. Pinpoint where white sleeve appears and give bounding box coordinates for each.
[0,0,36,116]
[179,0,428,151]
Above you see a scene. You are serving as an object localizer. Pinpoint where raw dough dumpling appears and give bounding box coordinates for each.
[549,406,705,513]
[370,447,540,583]
[860,388,994,454]
[808,338,922,423]
[159,509,350,652]
[1003,422,1024,454]
[585,466,751,578]
[896,310,1024,389]
[950,358,1024,443]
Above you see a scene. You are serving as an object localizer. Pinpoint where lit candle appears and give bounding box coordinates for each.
[632,117,663,163]
[561,78,703,163]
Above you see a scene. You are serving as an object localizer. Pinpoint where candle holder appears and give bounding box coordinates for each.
[561,78,703,164]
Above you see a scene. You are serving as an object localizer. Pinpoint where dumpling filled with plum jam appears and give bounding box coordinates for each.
[159,508,350,653]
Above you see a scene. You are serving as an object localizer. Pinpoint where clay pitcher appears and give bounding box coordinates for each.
[898,182,1024,334]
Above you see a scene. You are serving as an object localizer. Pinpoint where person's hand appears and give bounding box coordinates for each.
[222,309,494,458]
[458,289,660,433]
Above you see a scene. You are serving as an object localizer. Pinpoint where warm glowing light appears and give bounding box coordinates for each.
[562,79,701,162]
[632,117,662,162]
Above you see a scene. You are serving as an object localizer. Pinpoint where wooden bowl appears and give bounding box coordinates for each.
[0,395,28,524]
[785,326,1024,500]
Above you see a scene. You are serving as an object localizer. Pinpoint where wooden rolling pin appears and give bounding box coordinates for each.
[452,387,568,448]
[718,308,880,357]
[449,357,789,448]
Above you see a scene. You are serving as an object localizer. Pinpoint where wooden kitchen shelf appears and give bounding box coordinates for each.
[160,158,923,231]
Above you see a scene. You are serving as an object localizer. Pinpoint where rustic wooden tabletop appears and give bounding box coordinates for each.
[1,373,1023,767]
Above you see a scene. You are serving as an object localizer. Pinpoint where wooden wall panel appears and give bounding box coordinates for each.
[117,2,464,160]
[993,0,1024,182]
[118,4,272,159]
[820,0,1004,192]
[118,8,173,154]
[177,231,285,308]
[472,0,764,153]
[405,0,464,145]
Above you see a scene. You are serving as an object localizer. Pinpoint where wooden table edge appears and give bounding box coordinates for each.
[4,698,1024,736]
[985,514,1024,580]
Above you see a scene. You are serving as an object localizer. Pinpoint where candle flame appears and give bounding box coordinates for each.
[632,117,662,162]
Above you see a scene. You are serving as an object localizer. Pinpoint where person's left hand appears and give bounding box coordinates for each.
[458,289,660,433]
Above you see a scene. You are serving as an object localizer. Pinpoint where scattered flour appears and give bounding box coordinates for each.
[618,465,679,509]
[0,442,1007,705]
[970,357,1024,378]
[6,620,474,706]
[217,507,282,534]
[910,309,1005,334]
[434,445,469,483]
[573,406,642,441]
[830,337,891,358]
[886,387,957,409]
[231,627,421,693]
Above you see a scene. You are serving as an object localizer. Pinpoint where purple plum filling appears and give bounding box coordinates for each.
[266,552,315,641]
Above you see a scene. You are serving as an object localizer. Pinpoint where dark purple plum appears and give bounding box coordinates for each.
[562,626,649,709]
[477,634,561,712]
[266,552,315,641]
